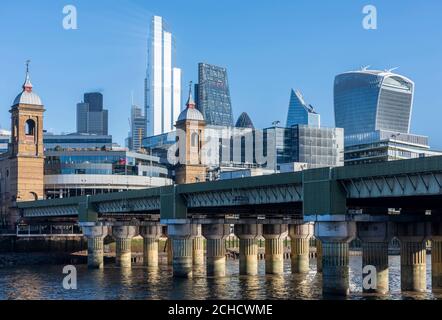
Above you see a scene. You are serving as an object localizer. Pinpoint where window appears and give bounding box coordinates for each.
[191,132,199,147]
[25,119,36,136]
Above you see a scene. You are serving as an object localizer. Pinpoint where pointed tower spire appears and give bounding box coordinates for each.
[186,81,196,109]
[23,60,33,93]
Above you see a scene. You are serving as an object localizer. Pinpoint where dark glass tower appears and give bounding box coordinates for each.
[196,63,234,127]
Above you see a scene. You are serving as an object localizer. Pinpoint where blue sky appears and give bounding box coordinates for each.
[1,0,442,148]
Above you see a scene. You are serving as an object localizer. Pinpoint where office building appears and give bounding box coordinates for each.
[44,149,171,198]
[195,63,234,127]
[76,92,109,135]
[286,89,320,128]
[235,112,254,129]
[0,129,11,153]
[145,15,182,136]
[128,104,146,151]
[334,69,414,136]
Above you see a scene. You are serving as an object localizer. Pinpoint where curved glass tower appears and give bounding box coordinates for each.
[334,70,414,136]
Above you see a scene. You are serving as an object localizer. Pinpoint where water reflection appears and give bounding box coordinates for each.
[0,255,441,300]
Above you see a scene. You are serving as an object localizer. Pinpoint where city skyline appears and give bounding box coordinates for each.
[1,0,442,148]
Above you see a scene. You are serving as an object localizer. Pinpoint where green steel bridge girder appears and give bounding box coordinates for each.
[16,156,442,222]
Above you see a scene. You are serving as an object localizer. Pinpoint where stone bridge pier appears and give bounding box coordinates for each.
[168,222,199,278]
[139,224,162,268]
[202,224,230,277]
[357,222,395,294]
[315,221,356,296]
[112,226,138,268]
[432,221,442,293]
[81,223,109,269]
[289,223,314,273]
[234,224,262,276]
[262,224,288,274]
[397,221,430,292]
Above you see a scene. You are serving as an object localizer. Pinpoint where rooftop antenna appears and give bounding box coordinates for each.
[361,65,371,71]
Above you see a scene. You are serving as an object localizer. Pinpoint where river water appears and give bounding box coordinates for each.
[0,255,441,300]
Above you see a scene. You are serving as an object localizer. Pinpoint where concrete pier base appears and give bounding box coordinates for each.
[358,222,394,294]
[263,224,288,274]
[113,226,137,268]
[362,241,389,294]
[140,225,162,268]
[400,239,427,292]
[315,221,356,296]
[316,240,323,273]
[433,239,442,292]
[82,225,108,269]
[397,222,430,292]
[166,239,173,266]
[289,223,313,273]
[235,224,262,276]
[202,224,230,277]
[168,224,199,278]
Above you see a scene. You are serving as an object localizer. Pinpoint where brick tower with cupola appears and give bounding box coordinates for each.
[0,62,45,229]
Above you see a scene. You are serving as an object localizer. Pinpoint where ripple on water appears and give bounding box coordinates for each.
[0,255,441,300]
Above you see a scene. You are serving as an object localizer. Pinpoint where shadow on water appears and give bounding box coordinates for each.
[0,255,441,300]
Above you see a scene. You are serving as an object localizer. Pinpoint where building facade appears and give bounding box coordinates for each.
[76,92,109,135]
[195,63,234,127]
[334,69,414,136]
[145,15,182,136]
[0,66,45,229]
[286,89,320,128]
[128,104,146,151]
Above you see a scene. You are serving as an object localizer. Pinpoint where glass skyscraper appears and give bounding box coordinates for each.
[286,89,320,128]
[195,63,234,127]
[129,104,146,151]
[334,69,414,136]
[145,15,182,137]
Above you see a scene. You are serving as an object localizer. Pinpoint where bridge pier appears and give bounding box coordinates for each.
[316,240,323,273]
[82,224,108,269]
[289,223,314,273]
[234,224,262,276]
[192,225,205,267]
[140,225,162,268]
[112,226,138,268]
[168,223,199,278]
[432,222,442,292]
[315,221,356,296]
[262,224,288,274]
[358,222,393,294]
[202,224,230,277]
[397,222,430,292]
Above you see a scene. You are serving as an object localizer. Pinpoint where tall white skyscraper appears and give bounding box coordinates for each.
[145,15,182,137]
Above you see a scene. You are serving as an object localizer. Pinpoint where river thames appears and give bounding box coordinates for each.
[0,255,441,300]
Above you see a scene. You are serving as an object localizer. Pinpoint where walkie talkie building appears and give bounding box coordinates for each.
[334,69,414,136]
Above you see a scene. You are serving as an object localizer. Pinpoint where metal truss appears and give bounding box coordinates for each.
[22,205,78,218]
[182,184,303,208]
[96,197,161,213]
[341,172,442,198]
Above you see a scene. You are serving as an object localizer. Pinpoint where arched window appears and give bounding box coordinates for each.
[191,132,199,147]
[29,192,38,201]
[25,119,36,136]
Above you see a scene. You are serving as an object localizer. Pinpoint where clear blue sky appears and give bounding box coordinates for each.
[1,0,442,148]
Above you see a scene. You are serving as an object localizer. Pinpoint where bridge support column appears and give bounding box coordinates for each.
[140,225,162,268]
[202,224,230,277]
[82,224,108,269]
[235,224,262,276]
[432,222,442,292]
[263,224,288,274]
[397,222,430,292]
[316,240,323,273]
[168,223,199,278]
[289,223,314,273]
[192,225,205,267]
[358,222,394,294]
[315,221,356,296]
[112,226,138,268]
